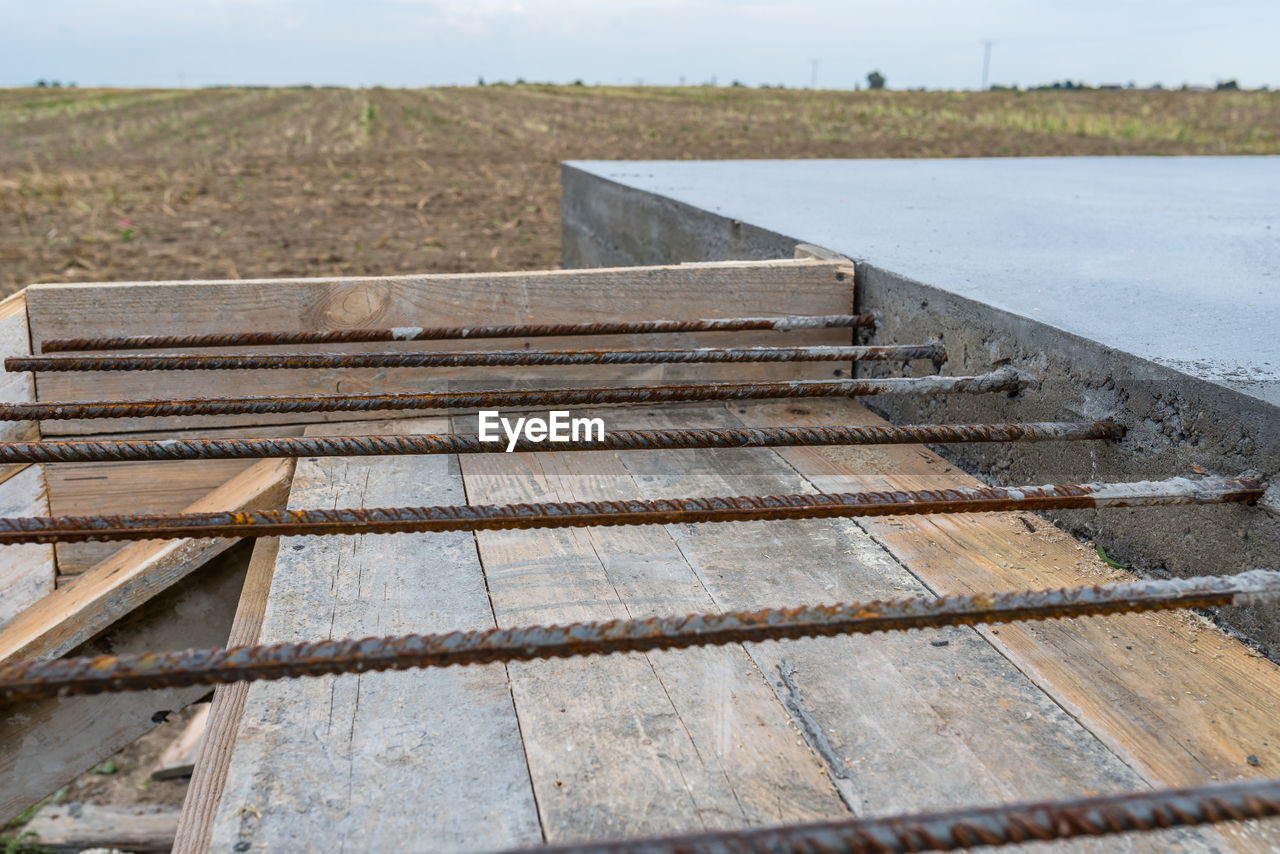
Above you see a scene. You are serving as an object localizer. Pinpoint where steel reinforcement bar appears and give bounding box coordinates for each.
[0,421,1124,464]
[6,344,945,373]
[0,369,1032,422]
[490,777,1280,854]
[0,571,1275,704]
[39,313,878,353]
[0,476,1259,545]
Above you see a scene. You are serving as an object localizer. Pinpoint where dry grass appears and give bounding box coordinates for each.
[1,85,1277,293]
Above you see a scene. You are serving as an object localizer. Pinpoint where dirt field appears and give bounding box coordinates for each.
[1,85,1278,294]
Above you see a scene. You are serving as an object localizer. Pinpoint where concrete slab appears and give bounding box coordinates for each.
[566,157,1280,406]
[561,156,1280,652]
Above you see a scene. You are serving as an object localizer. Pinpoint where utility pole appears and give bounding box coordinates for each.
[980,41,993,90]
[810,59,819,89]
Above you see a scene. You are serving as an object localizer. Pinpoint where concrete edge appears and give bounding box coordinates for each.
[561,162,1280,654]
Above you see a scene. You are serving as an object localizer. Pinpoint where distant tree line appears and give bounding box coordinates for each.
[26,76,1263,92]
[470,72,1264,92]
[474,71,895,90]
[997,78,1258,92]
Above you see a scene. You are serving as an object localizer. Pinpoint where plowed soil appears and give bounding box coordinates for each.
[2,85,1277,294]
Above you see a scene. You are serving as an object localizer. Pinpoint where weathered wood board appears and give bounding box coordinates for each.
[24,260,852,435]
[0,290,52,625]
[0,291,38,446]
[0,457,294,663]
[455,420,849,842]
[484,406,1224,852]
[5,250,1275,851]
[729,398,1280,853]
[183,402,1273,850]
[18,802,178,853]
[45,425,305,578]
[0,542,252,823]
[152,702,210,781]
[209,419,541,851]
[0,464,54,628]
[173,538,280,854]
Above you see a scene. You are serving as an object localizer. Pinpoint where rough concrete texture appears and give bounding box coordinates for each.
[562,160,1280,653]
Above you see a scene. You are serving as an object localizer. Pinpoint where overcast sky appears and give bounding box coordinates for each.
[3,0,1276,90]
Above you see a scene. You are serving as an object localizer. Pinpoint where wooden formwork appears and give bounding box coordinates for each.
[0,255,1277,853]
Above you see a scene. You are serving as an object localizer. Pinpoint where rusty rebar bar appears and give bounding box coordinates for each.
[0,476,1259,545]
[0,421,1124,464]
[0,369,1032,423]
[493,777,1280,854]
[40,314,879,353]
[0,571,1275,704]
[6,344,945,374]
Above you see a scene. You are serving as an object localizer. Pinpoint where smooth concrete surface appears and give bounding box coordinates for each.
[566,157,1280,406]
[561,158,1280,653]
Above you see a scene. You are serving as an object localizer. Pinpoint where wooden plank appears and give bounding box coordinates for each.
[0,464,55,628]
[173,538,279,854]
[0,290,53,625]
[455,419,848,842]
[152,702,211,781]
[15,802,178,852]
[0,457,294,663]
[0,290,38,446]
[730,398,1280,852]
[46,424,305,577]
[589,406,1219,844]
[26,260,852,435]
[209,419,541,851]
[0,541,252,823]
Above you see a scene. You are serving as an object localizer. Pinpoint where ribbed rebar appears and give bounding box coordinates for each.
[0,476,1259,545]
[39,314,878,353]
[6,344,945,374]
[493,777,1280,854]
[1,571,1275,704]
[0,421,1124,464]
[0,369,1032,423]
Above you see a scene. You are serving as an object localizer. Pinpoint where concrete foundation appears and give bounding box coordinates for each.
[562,158,1280,653]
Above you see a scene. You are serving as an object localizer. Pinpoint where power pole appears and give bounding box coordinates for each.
[980,41,993,90]
[810,59,819,89]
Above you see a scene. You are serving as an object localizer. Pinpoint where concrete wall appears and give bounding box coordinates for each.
[562,163,1280,654]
